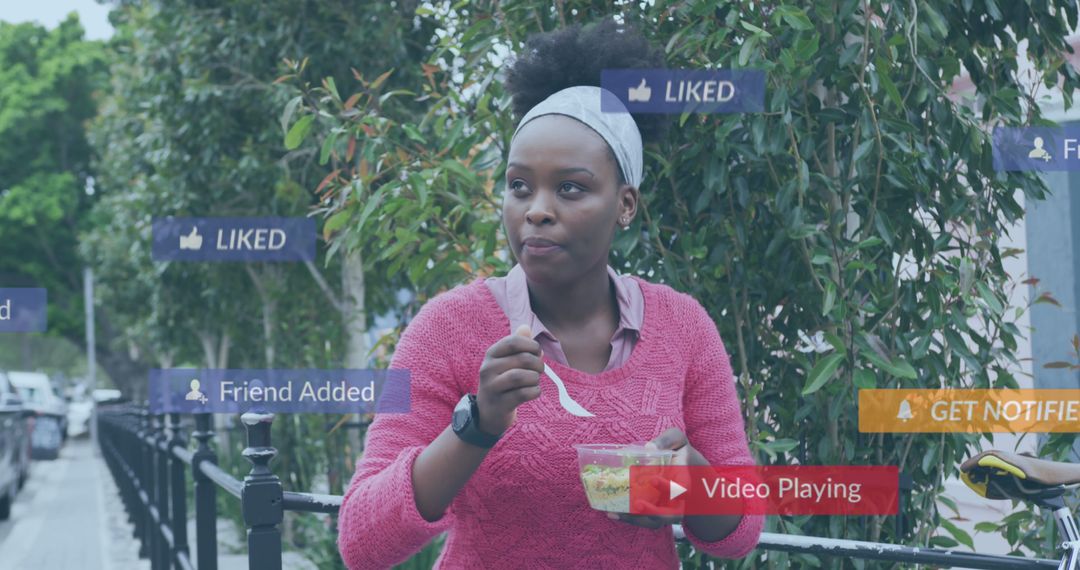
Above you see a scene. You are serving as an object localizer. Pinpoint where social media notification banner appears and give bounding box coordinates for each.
[148,369,411,414]
[993,126,1080,171]
[601,69,765,114]
[859,389,1080,433]
[627,465,898,516]
[0,288,47,333]
[152,217,316,262]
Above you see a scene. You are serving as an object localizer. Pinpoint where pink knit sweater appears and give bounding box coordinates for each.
[338,276,763,569]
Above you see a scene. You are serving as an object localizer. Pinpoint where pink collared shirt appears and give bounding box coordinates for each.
[484,263,643,372]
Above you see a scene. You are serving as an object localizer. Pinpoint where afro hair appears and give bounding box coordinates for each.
[505,17,669,147]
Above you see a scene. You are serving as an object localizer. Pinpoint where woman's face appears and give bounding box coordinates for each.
[503,114,638,285]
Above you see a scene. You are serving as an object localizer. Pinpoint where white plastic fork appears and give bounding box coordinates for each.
[543,363,595,417]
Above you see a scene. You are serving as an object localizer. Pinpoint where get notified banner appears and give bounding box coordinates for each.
[859,389,1080,433]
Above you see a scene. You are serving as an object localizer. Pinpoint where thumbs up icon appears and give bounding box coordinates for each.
[179,226,204,250]
[628,78,652,102]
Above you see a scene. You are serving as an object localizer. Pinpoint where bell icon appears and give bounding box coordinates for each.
[897,399,914,422]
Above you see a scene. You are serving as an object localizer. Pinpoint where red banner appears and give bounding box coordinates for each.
[626,465,898,516]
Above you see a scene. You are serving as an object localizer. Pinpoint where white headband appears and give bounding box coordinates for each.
[510,85,643,188]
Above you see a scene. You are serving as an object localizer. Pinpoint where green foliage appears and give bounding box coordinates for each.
[83,1,451,565]
[290,0,1080,566]
[280,51,512,296]
[38,0,1076,567]
[0,15,107,348]
[85,0,442,381]
[0,335,112,387]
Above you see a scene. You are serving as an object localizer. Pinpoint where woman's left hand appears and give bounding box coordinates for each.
[607,427,706,530]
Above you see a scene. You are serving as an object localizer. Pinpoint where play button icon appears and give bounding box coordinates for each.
[628,466,692,516]
[670,480,687,500]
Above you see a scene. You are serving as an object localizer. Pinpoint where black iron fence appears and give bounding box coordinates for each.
[97,405,1056,570]
[97,405,342,570]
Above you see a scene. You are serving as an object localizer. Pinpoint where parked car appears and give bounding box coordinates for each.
[66,398,94,438]
[9,371,67,459]
[0,371,32,520]
[92,388,124,404]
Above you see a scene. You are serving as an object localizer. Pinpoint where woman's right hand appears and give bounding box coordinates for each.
[476,324,545,436]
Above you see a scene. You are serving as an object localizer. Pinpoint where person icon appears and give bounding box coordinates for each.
[185,379,208,404]
[1029,137,1052,162]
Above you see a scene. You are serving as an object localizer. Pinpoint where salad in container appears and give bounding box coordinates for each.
[574,443,674,513]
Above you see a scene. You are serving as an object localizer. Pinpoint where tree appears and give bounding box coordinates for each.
[84,1,446,563]
[85,0,441,391]
[0,15,135,387]
[292,0,1080,566]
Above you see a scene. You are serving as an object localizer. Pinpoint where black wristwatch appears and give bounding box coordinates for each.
[452,393,500,449]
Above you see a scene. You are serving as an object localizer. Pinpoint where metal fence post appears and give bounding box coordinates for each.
[192,413,218,570]
[139,408,152,560]
[127,408,142,545]
[168,413,189,569]
[152,412,168,565]
[117,408,138,547]
[241,412,283,570]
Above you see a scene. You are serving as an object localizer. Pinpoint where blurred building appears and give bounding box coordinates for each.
[937,30,1080,557]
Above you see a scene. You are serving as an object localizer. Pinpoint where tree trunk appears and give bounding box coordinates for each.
[59,313,150,401]
[342,251,367,462]
[95,345,151,401]
[198,329,234,461]
[199,332,219,369]
[343,251,368,369]
[218,333,230,369]
[245,265,278,369]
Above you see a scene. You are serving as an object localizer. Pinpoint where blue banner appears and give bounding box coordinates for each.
[993,126,1080,171]
[0,288,47,333]
[148,369,411,414]
[601,69,765,114]
[152,217,316,262]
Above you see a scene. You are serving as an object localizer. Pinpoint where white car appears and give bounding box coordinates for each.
[92,388,123,403]
[66,399,94,438]
[9,372,68,458]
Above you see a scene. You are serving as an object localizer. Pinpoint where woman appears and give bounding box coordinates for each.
[338,18,763,569]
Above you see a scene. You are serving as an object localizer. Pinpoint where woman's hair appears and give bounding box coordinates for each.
[505,17,669,149]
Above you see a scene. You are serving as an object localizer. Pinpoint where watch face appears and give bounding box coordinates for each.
[452,395,471,431]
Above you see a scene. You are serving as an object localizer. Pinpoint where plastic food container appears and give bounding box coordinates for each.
[574,443,674,513]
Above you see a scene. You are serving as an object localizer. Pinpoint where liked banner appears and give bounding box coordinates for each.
[0,288,47,333]
[859,389,1080,433]
[152,217,316,262]
[600,69,765,114]
[992,126,1080,171]
[624,465,897,516]
[148,369,411,414]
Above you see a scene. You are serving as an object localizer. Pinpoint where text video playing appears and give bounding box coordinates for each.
[584,465,900,517]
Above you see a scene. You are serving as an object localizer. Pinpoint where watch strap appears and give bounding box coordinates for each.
[456,394,500,448]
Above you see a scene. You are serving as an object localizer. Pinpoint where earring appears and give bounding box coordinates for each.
[620,217,630,228]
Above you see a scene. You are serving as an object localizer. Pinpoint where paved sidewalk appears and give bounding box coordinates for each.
[0,437,321,570]
[0,438,145,570]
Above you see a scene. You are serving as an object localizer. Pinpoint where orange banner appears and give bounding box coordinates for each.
[859,389,1080,433]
